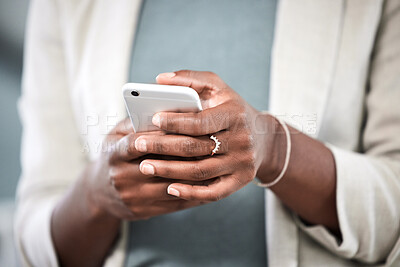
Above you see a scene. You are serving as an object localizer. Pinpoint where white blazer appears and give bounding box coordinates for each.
[15,0,400,266]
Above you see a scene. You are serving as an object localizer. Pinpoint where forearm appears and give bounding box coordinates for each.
[51,162,121,267]
[257,117,339,234]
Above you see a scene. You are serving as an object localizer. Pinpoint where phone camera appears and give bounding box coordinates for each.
[131,90,140,97]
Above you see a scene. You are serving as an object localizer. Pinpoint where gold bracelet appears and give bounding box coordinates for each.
[255,112,292,188]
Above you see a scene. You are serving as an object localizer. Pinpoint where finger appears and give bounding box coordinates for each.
[111,162,211,201]
[139,157,232,181]
[134,133,228,157]
[118,180,181,202]
[156,70,225,95]
[152,102,241,135]
[112,131,166,162]
[166,175,243,202]
[107,117,134,136]
[112,164,177,201]
[111,117,163,136]
[105,117,134,144]
[110,133,144,161]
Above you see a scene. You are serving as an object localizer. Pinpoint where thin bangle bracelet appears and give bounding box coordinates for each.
[255,112,292,188]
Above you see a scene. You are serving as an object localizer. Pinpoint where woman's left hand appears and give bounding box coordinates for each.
[135,70,279,202]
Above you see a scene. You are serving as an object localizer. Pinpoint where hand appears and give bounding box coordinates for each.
[86,118,201,221]
[134,70,280,202]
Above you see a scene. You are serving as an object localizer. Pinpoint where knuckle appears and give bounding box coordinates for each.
[165,114,176,131]
[109,167,122,187]
[240,132,254,150]
[242,153,258,177]
[237,110,248,125]
[177,69,192,76]
[127,142,136,155]
[243,152,256,167]
[186,70,196,77]
[205,71,220,82]
[205,72,224,89]
[111,117,131,135]
[182,139,197,156]
[191,164,209,180]
[160,166,173,178]
[119,117,132,131]
[181,186,196,201]
[192,114,204,135]
[205,71,217,78]
[152,140,165,154]
[125,134,137,154]
[229,112,246,131]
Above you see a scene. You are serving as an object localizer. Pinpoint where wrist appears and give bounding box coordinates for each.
[256,113,287,184]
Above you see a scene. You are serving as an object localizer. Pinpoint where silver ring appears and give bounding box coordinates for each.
[210,135,221,156]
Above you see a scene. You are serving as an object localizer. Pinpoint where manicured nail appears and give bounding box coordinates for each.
[152,113,161,128]
[140,162,155,175]
[135,138,147,152]
[156,72,176,80]
[167,186,180,197]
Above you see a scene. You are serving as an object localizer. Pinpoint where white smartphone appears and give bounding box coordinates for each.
[122,83,203,132]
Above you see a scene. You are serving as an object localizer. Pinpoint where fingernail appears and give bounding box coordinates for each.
[167,186,180,197]
[156,72,176,80]
[152,113,161,128]
[135,138,147,152]
[140,162,155,175]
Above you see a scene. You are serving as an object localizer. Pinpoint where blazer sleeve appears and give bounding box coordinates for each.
[295,0,400,264]
[14,0,88,266]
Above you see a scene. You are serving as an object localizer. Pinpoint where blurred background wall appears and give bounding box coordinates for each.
[0,0,30,266]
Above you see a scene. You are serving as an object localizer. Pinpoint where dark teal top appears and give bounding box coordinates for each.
[126,0,277,266]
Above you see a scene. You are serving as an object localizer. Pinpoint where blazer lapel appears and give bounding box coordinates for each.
[73,0,142,160]
[269,0,345,139]
[267,0,345,266]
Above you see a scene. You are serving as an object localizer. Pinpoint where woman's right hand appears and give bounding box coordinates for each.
[86,118,200,221]
[52,117,202,267]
